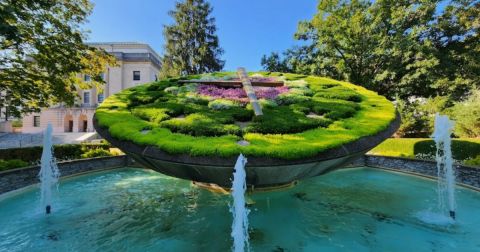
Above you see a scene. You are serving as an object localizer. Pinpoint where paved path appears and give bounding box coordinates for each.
[0,132,99,149]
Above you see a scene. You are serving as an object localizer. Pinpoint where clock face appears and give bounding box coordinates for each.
[95,72,396,160]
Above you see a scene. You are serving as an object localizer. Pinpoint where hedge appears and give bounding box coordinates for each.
[0,143,111,163]
[369,138,480,166]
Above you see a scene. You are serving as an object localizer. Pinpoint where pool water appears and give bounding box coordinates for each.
[0,167,479,251]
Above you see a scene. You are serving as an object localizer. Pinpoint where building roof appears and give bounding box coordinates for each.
[86,42,162,69]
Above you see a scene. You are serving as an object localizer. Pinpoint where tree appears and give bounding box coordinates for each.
[449,89,480,138]
[261,45,340,78]
[426,0,480,99]
[261,52,289,73]
[0,0,115,118]
[160,0,224,77]
[264,0,479,101]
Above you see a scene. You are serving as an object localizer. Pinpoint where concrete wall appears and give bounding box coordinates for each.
[22,108,96,133]
[0,121,12,133]
[0,155,137,194]
[122,62,158,89]
[355,155,480,189]
[1,154,479,195]
[107,62,124,96]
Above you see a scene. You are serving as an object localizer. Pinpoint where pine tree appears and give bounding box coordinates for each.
[160,0,224,77]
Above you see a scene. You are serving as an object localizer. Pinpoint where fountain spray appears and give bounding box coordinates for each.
[39,123,60,214]
[231,154,249,252]
[431,113,456,220]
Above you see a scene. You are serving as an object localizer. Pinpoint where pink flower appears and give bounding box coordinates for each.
[197,84,289,103]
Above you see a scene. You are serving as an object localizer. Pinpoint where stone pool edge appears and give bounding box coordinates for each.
[346,155,480,191]
[0,155,141,195]
[0,154,478,195]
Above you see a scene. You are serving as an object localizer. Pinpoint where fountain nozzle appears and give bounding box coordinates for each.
[46,205,51,214]
[449,210,455,220]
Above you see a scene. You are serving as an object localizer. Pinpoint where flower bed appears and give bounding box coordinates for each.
[95,72,396,159]
[197,84,289,103]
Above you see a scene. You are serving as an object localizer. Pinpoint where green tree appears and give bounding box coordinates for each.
[261,52,289,73]
[295,0,442,98]
[449,89,480,138]
[160,0,224,77]
[261,45,340,78]
[264,0,479,101]
[0,0,115,118]
[426,0,480,99]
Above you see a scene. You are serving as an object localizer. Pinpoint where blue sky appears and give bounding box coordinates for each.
[83,0,318,71]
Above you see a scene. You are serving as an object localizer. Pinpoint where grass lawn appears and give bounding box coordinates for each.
[368,138,480,166]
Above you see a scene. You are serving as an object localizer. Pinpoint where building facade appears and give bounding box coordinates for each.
[22,42,161,133]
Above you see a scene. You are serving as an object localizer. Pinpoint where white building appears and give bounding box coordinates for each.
[22,42,161,133]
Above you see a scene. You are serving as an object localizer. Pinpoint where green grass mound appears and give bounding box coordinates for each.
[96,72,396,159]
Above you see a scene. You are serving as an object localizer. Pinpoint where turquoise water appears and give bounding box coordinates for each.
[0,167,479,251]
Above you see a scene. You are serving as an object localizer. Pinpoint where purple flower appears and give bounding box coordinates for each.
[197,84,289,103]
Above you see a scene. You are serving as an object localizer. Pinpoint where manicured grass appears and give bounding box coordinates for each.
[369,138,480,166]
[96,72,397,159]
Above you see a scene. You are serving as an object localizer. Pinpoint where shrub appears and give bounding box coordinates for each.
[245,106,331,134]
[450,89,480,138]
[132,102,185,124]
[465,155,480,167]
[313,86,362,102]
[164,86,179,94]
[258,99,278,108]
[182,94,209,105]
[369,138,480,165]
[160,114,241,136]
[146,80,173,91]
[310,98,359,119]
[80,149,113,159]
[208,99,241,110]
[0,143,111,163]
[127,90,165,108]
[11,120,22,128]
[132,107,170,123]
[177,83,198,94]
[275,93,311,105]
[0,159,29,171]
[289,87,313,96]
[285,80,308,88]
[246,99,278,110]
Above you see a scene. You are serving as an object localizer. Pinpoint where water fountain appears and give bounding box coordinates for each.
[230,154,250,252]
[38,123,60,214]
[4,72,480,250]
[431,113,456,220]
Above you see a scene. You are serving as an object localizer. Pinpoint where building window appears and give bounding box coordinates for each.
[84,74,91,82]
[133,71,140,81]
[98,93,104,103]
[100,73,105,80]
[33,116,40,127]
[83,91,90,104]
